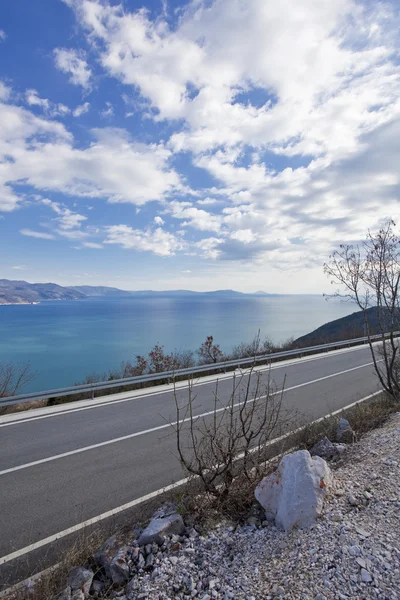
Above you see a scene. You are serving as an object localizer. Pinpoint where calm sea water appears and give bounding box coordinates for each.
[0,295,357,393]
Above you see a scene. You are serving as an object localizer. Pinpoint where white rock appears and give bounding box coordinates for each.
[255,450,332,531]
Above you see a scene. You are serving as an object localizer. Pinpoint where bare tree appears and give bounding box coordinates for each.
[172,368,292,503]
[324,220,400,399]
[0,362,36,398]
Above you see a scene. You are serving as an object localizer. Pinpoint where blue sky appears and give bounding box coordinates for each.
[0,0,399,292]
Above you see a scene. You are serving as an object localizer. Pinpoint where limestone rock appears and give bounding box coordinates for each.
[67,567,94,597]
[138,512,185,546]
[109,547,131,584]
[337,418,355,443]
[310,436,347,460]
[255,449,332,531]
[93,534,119,571]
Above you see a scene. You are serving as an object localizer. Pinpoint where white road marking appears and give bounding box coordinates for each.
[0,343,372,428]
[0,389,383,567]
[0,360,378,477]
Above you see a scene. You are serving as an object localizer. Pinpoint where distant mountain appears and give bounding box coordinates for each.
[294,306,398,347]
[0,279,85,305]
[68,285,133,297]
[0,279,272,305]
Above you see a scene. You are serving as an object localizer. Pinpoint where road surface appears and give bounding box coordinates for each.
[0,343,382,587]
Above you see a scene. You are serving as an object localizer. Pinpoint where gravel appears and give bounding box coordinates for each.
[94,413,400,599]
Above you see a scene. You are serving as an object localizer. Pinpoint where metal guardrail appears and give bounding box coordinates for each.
[1,332,398,407]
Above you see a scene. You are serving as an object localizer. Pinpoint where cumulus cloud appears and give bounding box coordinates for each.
[54,48,92,89]
[0,91,182,210]
[5,0,400,280]
[0,30,6,42]
[167,201,222,232]
[65,0,400,159]
[104,225,184,256]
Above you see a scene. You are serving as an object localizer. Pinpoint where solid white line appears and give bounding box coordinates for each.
[0,343,372,428]
[0,360,378,477]
[0,388,383,567]
[0,477,191,567]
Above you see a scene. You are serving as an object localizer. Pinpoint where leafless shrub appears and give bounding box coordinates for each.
[0,362,36,398]
[325,220,400,399]
[0,362,36,415]
[228,333,275,360]
[171,367,294,507]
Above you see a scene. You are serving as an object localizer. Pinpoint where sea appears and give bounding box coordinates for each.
[0,295,357,393]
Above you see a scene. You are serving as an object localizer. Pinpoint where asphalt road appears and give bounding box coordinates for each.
[0,344,382,586]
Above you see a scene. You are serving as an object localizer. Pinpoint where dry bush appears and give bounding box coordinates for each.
[171,367,296,512]
[0,362,36,415]
[2,530,104,600]
[325,220,400,400]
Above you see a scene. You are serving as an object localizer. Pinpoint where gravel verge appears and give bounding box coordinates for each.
[107,412,400,600]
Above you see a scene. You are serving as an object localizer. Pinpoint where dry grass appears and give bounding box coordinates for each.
[296,392,398,451]
[0,399,47,416]
[1,530,106,600]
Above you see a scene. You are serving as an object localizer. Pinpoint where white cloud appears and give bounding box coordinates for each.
[20,229,56,240]
[54,48,92,89]
[0,90,182,209]
[0,30,6,42]
[65,0,400,160]
[73,102,90,117]
[0,98,71,212]
[11,265,27,270]
[104,225,184,256]
[25,89,71,117]
[168,201,222,232]
[195,237,224,259]
[154,216,165,225]
[0,82,10,102]
[42,198,87,230]
[25,89,50,112]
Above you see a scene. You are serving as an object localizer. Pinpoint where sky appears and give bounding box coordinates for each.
[0,0,399,293]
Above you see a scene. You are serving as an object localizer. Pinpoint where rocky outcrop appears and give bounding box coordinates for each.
[255,449,332,531]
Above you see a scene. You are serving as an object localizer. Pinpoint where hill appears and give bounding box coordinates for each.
[294,306,398,347]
